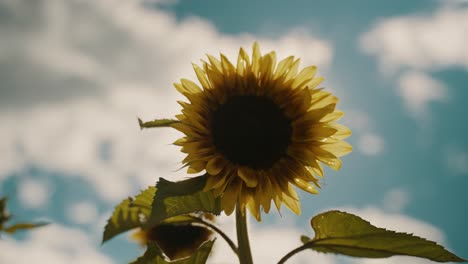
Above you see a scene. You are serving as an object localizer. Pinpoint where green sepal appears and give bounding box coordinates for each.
[131,240,215,264]
[147,175,221,227]
[302,210,466,262]
[3,222,49,234]
[102,187,156,243]
[138,118,179,129]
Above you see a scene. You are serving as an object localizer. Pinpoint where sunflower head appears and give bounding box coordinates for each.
[132,214,214,260]
[173,43,352,220]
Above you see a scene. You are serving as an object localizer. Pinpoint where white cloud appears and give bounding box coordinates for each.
[0,0,334,202]
[17,178,52,209]
[208,214,336,264]
[342,110,385,157]
[382,188,409,212]
[342,110,373,134]
[398,71,448,118]
[358,132,385,156]
[445,146,468,175]
[360,4,468,73]
[67,201,99,225]
[0,224,113,264]
[360,2,466,120]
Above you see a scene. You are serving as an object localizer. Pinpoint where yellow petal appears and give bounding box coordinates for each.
[311,146,342,170]
[320,110,344,123]
[274,56,294,79]
[204,173,227,191]
[171,122,204,137]
[173,137,187,146]
[220,54,235,75]
[212,175,232,197]
[221,179,241,215]
[237,47,250,75]
[181,79,202,94]
[259,52,276,84]
[321,141,353,157]
[286,184,299,201]
[307,76,324,89]
[206,156,227,175]
[293,104,336,125]
[293,177,318,194]
[284,58,301,82]
[192,63,211,89]
[206,54,223,73]
[291,66,317,89]
[329,124,352,140]
[292,124,337,142]
[237,167,258,187]
[246,196,261,221]
[251,42,262,76]
[187,161,206,174]
[204,65,224,89]
[257,176,272,213]
[308,160,324,178]
[310,92,338,110]
[281,191,301,215]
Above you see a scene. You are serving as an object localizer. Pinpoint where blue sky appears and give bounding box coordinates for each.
[1,0,467,263]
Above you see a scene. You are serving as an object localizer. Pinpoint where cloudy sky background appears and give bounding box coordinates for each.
[1,0,468,263]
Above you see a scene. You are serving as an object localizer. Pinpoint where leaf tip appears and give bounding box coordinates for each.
[137,117,144,130]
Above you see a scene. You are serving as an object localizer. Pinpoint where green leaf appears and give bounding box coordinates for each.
[1,196,47,235]
[102,187,156,243]
[131,242,163,264]
[147,175,221,227]
[304,210,466,262]
[131,240,214,264]
[0,197,10,228]
[138,118,179,129]
[4,222,49,234]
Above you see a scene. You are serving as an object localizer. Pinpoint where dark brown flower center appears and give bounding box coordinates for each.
[147,224,211,260]
[212,95,292,169]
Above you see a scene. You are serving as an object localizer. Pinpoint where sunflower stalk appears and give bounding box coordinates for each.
[236,205,254,264]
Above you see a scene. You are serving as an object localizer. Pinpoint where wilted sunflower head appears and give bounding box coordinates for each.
[132,214,214,260]
[173,42,352,220]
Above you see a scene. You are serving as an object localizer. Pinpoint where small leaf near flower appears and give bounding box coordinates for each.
[0,196,47,235]
[0,197,11,228]
[147,175,221,227]
[3,222,49,234]
[131,240,214,264]
[138,118,179,130]
[302,210,466,262]
[102,187,156,243]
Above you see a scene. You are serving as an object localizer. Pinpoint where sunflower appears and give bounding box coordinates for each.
[172,43,352,220]
[132,214,214,260]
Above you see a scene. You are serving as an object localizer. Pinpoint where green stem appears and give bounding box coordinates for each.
[190,217,239,256]
[277,242,313,264]
[236,205,254,264]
